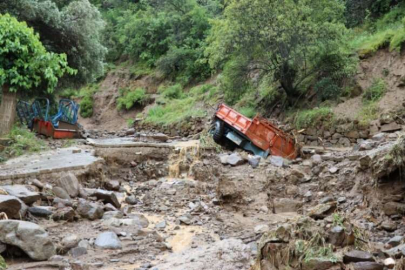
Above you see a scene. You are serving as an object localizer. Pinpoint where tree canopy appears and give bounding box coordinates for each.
[206,0,355,105]
[0,13,74,93]
[0,0,106,86]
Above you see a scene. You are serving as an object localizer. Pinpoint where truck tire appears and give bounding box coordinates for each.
[213,120,225,142]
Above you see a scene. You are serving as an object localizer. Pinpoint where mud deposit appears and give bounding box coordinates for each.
[1,132,405,270]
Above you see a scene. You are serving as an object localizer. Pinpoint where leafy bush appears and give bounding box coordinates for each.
[363,79,386,103]
[314,78,342,101]
[294,108,334,129]
[159,84,185,99]
[117,88,149,110]
[80,96,93,118]
[219,56,251,105]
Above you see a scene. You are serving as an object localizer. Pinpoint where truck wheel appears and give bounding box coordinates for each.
[213,120,225,142]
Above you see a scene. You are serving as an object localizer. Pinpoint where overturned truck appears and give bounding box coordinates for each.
[212,104,297,159]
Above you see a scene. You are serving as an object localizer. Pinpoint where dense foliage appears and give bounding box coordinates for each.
[0,0,106,86]
[206,0,355,105]
[0,14,74,93]
[100,0,219,84]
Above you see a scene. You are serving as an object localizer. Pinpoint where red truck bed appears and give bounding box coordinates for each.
[215,104,297,159]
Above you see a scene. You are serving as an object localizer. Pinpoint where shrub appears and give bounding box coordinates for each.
[117,88,149,110]
[314,78,342,101]
[159,84,185,99]
[294,108,334,129]
[357,102,380,125]
[362,78,386,103]
[80,96,93,118]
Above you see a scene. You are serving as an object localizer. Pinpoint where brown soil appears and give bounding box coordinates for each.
[334,49,405,120]
[80,69,161,132]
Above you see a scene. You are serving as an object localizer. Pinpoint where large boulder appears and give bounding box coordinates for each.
[56,173,79,198]
[0,195,24,219]
[1,185,40,204]
[0,220,56,260]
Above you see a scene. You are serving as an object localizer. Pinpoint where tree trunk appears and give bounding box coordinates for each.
[0,85,17,136]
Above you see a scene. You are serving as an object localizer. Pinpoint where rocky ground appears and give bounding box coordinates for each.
[0,129,405,270]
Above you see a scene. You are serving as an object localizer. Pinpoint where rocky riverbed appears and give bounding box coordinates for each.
[0,131,405,270]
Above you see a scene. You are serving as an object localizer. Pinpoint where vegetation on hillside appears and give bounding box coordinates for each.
[1,0,405,129]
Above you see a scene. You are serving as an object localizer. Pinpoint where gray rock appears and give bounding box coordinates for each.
[61,234,80,250]
[227,153,246,166]
[28,206,53,218]
[219,154,229,165]
[0,220,56,260]
[329,167,339,174]
[344,250,374,263]
[372,133,386,142]
[125,195,138,205]
[308,204,335,219]
[337,197,347,203]
[381,122,401,133]
[388,236,403,247]
[93,189,121,209]
[0,195,24,218]
[1,185,40,204]
[51,207,76,221]
[104,203,118,212]
[178,214,192,225]
[269,156,284,167]
[31,179,44,189]
[77,199,104,220]
[155,220,167,229]
[69,246,87,258]
[102,211,123,220]
[94,232,122,249]
[56,173,80,198]
[320,196,333,204]
[254,224,269,234]
[351,262,383,270]
[386,244,405,257]
[127,214,149,228]
[381,220,397,232]
[329,226,345,246]
[311,154,322,164]
[53,187,71,200]
[105,180,120,191]
[248,156,261,168]
[78,240,90,249]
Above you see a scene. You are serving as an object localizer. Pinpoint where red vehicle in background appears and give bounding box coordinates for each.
[213,104,297,159]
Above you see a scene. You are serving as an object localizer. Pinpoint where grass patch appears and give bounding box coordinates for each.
[362,78,386,103]
[351,4,405,56]
[145,96,206,125]
[357,102,379,125]
[239,106,256,118]
[294,107,334,129]
[117,88,149,110]
[0,125,48,162]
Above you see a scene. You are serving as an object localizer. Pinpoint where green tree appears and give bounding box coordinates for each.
[0,14,74,135]
[0,0,106,86]
[206,0,352,105]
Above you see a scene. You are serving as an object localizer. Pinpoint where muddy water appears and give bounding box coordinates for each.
[169,140,201,178]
